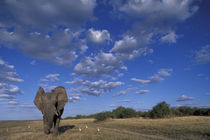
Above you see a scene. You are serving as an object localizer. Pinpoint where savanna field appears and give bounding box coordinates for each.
[0,116,210,140]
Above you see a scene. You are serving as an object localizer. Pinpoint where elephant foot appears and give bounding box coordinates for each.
[44,129,50,135]
[53,130,59,137]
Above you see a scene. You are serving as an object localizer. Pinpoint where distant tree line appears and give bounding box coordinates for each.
[65,101,210,121]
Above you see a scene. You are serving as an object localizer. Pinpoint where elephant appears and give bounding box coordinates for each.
[34,86,68,136]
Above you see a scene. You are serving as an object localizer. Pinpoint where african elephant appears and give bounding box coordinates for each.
[34,86,68,136]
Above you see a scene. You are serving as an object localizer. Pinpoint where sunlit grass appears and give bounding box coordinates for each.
[0,116,209,140]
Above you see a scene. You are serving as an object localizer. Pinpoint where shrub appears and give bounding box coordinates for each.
[177,106,194,116]
[194,108,210,116]
[142,111,151,118]
[94,111,112,122]
[150,101,171,118]
[171,108,183,116]
[137,111,144,117]
[112,106,137,118]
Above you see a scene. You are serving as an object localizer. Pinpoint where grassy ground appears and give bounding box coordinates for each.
[0,116,210,140]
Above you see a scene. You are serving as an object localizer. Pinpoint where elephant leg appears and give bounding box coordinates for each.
[53,116,60,136]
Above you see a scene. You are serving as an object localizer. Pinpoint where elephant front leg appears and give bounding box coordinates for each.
[53,116,60,136]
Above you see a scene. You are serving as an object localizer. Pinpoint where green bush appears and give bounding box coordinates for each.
[150,101,171,118]
[112,106,137,118]
[137,111,144,117]
[94,111,112,122]
[194,108,210,116]
[65,101,210,120]
[171,108,183,116]
[177,106,194,116]
[142,111,151,118]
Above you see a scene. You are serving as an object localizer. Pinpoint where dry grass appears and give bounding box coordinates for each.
[0,116,210,140]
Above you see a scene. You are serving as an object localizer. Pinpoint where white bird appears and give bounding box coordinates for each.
[79,128,82,131]
[97,128,100,132]
[28,125,30,129]
[85,125,88,129]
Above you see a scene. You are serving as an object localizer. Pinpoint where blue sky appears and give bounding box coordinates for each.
[0,0,210,120]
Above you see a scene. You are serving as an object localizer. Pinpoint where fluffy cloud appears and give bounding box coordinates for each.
[0,0,96,65]
[160,31,178,43]
[87,28,110,44]
[136,90,150,94]
[40,73,60,84]
[112,88,132,97]
[75,35,152,77]
[0,59,23,105]
[0,27,80,66]
[0,0,96,28]
[99,0,198,79]
[111,35,137,54]
[39,84,57,92]
[0,58,23,83]
[111,0,198,26]
[157,69,173,76]
[194,45,210,63]
[39,73,61,91]
[74,52,125,77]
[69,94,83,103]
[176,95,195,102]
[109,104,118,108]
[0,84,21,95]
[0,59,14,70]
[111,35,153,60]
[45,73,60,82]
[109,0,198,56]
[118,99,131,103]
[131,69,172,85]
[113,0,198,20]
[18,104,36,109]
[65,78,123,96]
[30,60,36,65]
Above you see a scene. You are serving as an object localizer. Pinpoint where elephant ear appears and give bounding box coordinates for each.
[34,87,45,112]
[52,86,68,111]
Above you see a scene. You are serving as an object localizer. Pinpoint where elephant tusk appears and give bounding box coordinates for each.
[54,111,59,116]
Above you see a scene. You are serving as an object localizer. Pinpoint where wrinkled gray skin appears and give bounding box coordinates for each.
[34,86,68,136]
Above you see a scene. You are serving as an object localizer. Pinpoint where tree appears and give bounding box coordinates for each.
[112,106,137,118]
[94,111,112,122]
[150,101,171,118]
[177,106,194,116]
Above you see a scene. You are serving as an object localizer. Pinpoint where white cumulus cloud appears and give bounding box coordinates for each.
[176,95,195,102]
[161,31,178,43]
[136,90,150,94]
[194,45,210,64]
[74,52,125,77]
[87,28,110,44]
[131,69,172,85]
[65,78,123,96]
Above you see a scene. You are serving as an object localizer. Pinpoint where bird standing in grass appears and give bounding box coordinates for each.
[79,128,82,131]
[97,128,100,132]
[85,125,88,129]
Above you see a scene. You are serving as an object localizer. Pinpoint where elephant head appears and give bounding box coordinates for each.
[34,86,68,135]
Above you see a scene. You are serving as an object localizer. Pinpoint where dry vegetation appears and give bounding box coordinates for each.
[0,116,210,140]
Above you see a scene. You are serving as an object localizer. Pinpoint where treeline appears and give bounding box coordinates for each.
[65,101,210,121]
